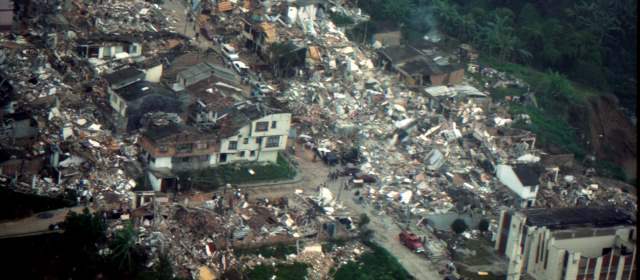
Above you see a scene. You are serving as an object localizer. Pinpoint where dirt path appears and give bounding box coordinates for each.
[325,177,443,280]
[291,146,443,280]
[161,0,212,50]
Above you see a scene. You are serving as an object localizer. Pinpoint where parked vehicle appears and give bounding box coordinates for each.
[221,43,239,61]
[315,147,338,166]
[232,60,249,75]
[251,84,274,97]
[399,231,425,254]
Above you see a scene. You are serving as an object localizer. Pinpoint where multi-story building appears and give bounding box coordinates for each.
[139,99,291,173]
[495,207,636,280]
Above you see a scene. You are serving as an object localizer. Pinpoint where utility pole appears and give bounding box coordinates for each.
[183,8,189,35]
[362,21,368,45]
[336,177,344,201]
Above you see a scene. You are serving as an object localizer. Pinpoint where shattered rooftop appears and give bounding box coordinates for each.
[523,207,634,229]
[115,81,175,101]
[378,45,423,64]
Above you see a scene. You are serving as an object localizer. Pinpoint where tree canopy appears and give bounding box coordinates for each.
[356,0,637,112]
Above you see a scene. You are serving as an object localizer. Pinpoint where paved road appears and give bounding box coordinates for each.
[0,206,90,238]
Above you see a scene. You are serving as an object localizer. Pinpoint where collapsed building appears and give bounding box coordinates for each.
[377,45,465,87]
[0,0,636,279]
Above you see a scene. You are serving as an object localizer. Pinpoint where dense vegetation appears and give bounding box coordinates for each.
[333,241,413,280]
[357,0,637,112]
[0,209,181,279]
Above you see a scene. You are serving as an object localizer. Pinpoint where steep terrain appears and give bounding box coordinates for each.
[586,95,637,182]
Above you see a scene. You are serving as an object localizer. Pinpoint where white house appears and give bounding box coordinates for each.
[496,164,541,208]
[140,101,291,174]
[218,112,291,164]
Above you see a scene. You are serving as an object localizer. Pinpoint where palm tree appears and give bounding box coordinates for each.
[111,221,138,271]
[458,14,478,42]
[432,0,461,34]
[567,0,622,45]
[480,13,518,61]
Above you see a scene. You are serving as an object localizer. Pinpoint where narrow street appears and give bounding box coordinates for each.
[0,206,90,239]
[185,144,444,279]
[162,0,212,50]
[292,145,443,280]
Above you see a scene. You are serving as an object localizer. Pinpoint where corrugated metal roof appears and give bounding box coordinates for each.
[257,22,277,43]
[218,1,233,12]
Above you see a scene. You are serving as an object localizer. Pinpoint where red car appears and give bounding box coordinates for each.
[399,231,425,254]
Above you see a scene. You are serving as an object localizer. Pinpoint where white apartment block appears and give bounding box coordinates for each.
[495,208,636,280]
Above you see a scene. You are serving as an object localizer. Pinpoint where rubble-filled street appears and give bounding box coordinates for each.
[0,0,636,280]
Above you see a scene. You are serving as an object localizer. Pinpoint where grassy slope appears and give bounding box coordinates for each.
[478,56,589,158]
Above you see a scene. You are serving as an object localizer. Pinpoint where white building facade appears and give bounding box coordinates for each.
[495,208,636,280]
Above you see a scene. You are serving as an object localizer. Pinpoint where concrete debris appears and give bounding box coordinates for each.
[0,0,634,279]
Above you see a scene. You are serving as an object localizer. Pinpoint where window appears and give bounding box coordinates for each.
[256,137,263,144]
[255,121,269,132]
[88,46,100,58]
[198,155,209,162]
[196,142,208,150]
[250,151,256,157]
[228,141,238,150]
[266,136,280,148]
[243,138,248,144]
[543,249,549,269]
[103,47,112,57]
[271,121,277,129]
[158,145,168,152]
[181,157,190,162]
[176,143,192,153]
[239,151,245,157]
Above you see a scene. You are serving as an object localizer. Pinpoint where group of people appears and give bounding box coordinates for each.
[327,170,341,181]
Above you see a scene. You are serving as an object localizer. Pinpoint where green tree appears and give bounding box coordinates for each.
[459,14,478,41]
[433,0,461,34]
[478,219,490,232]
[110,221,139,272]
[451,219,468,234]
[358,213,370,228]
[359,228,374,242]
[567,0,622,45]
[382,0,411,21]
[480,12,518,61]
[63,208,106,252]
[518,3,541,26]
